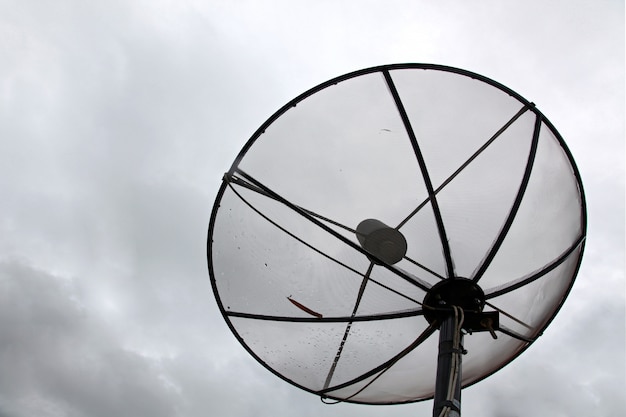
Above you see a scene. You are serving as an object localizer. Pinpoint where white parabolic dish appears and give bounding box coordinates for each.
[207,64,586,404]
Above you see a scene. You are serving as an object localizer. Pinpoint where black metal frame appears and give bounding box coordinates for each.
[206,63,588,405]
[382,70,456,279]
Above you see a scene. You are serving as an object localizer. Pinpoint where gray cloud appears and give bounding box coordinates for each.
[0,0,623,416]
[0,260,180,417]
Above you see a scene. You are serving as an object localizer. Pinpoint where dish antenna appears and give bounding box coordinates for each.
[207,64,586,416]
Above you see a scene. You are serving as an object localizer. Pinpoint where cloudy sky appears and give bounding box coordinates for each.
[0,1,624,416]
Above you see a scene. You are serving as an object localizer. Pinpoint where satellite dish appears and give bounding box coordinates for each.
[207,64,586,414]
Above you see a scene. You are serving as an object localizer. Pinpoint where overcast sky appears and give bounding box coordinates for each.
[0,1,624,416]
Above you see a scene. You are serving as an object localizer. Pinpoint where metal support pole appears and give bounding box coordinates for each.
[433,312,463,417]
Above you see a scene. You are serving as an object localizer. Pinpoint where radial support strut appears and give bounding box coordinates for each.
[433,312,464,417]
